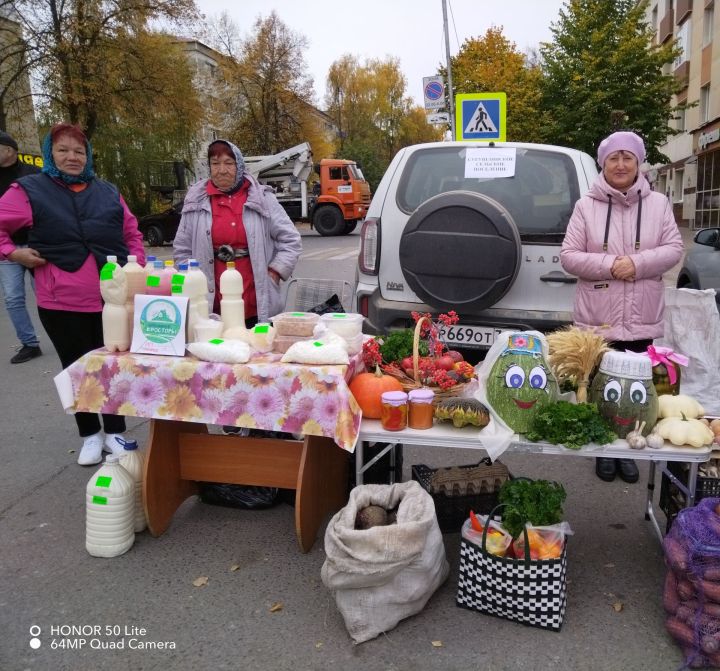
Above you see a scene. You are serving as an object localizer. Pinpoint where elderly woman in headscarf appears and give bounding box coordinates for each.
[173,139,301,323]
[0,122,145,465]
[561,131,683,484]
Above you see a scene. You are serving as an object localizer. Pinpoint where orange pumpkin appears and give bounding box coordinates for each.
[349,366,403,418]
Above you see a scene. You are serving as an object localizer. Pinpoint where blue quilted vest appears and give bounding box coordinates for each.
[18,173,128,272]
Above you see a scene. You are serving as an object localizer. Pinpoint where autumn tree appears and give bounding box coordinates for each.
[6,1,203,213]
[325,55,440,188]
[212,11,321,155]
[540,0,682,163]
[441,27,547,143]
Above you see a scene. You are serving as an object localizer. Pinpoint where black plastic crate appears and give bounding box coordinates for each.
[412,458,511,534]
[659,460,720,532]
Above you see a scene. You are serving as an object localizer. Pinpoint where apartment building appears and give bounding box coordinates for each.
[0,10,40,155]
[647,0,719,228]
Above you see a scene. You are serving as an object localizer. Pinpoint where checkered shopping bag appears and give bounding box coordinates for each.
[456,523,568,631]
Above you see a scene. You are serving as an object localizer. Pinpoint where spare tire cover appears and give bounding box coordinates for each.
[399,191,521,311]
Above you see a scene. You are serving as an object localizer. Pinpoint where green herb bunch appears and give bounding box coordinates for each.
[498,478,567,539]
[525,401,616,450]
[377,329,429,364]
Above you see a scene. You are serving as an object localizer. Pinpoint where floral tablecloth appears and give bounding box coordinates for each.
[54,349,363,452]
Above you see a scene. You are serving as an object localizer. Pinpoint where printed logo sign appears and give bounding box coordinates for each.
[131,295,188,356]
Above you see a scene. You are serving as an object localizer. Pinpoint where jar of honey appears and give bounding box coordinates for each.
[408,388,435,429]
[380,390,408,431]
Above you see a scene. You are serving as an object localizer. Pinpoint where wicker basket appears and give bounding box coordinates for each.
[384,316,470,400]
[412,459,511,533]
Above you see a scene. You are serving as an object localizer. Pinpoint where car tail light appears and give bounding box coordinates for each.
[358,294,370,318]
[359,217,380,275]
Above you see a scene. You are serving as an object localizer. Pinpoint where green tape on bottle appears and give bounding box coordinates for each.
[254,324,269,334]
[100,264,117,281]
[171,285,182,294]
[146,276,160,287]
[209,338,224,344]
[332,314,347,319]
[291,312,305,316]
[92,495,108,505]
[313,341,323,347]
[172,274,185,285]
[95,475,112,488]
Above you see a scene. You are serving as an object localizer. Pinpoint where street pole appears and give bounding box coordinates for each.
[442,0,455,138]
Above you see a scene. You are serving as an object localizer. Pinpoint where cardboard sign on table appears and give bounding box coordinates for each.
[131,294,188,356]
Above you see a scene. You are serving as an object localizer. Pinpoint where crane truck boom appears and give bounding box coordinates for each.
[244,143,371,236]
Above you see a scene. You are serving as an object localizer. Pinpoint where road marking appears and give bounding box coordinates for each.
[301,248,358,261]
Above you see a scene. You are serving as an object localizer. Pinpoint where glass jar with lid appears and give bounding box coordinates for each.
[408,388,435,429]
[380,390,408,431]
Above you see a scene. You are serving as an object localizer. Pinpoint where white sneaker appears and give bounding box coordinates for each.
[78,432,104,466]
[104,433,130,455]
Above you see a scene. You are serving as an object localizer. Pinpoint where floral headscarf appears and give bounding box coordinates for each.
[41,123,95,184]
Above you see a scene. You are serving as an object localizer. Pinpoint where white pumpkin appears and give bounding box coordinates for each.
[657,394,705,420]
[654,416,714,447]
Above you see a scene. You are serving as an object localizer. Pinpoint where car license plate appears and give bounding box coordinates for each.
[437,324,502,349]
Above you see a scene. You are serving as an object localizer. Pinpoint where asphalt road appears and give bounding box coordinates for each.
[0,226,696,671]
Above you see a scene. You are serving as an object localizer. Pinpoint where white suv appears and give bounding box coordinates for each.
[355,141,599,353]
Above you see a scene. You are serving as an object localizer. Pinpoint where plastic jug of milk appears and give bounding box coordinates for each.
[117,438,147,533]
[144,255,157,273]
[146,260,167,296]
[220,261,245,332]
[85,455,135,557]
[184,259,210,340]
[123,255,145,331]
[100,255,130,352]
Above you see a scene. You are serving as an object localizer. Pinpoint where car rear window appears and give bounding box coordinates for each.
[396,146,581,239]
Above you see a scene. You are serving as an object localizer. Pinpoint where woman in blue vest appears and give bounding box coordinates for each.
[0,123,145,465]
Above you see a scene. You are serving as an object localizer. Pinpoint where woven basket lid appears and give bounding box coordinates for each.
[598,351,653,380]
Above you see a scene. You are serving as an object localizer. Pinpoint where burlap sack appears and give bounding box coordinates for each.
[321,480,449,644]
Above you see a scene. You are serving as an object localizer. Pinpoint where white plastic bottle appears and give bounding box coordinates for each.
[146,259,168,296]
[100,255,130,352]
[144,254,157,274]
[86,455,135,557]
[117,438,147,533]
[220,261,246,332]
[183,259,210,341]
[123,254,145,331]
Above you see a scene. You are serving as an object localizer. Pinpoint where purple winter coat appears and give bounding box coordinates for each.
[560,173,683,343]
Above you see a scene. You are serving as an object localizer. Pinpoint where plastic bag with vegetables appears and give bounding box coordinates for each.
[461,511,513,557]
[512,522,573,560]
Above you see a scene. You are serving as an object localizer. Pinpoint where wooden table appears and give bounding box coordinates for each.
[54,349,363,552]
[144,420,348,552]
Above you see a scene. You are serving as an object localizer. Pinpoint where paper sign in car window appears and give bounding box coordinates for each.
[464,147,516,179]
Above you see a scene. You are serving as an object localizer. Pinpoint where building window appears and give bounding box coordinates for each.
[704,6,714,47]
[652,5,658,35]
[673,168,684,204]
[701,85,711,124]
[695,154,720,229]
[676,107,686,131]
[674,19,691,68]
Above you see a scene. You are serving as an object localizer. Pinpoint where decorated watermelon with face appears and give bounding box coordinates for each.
[589,351,658,438]
[486,332,558,433]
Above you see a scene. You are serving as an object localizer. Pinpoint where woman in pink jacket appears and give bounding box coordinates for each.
[561,131,683,484]
[0,123,145,465]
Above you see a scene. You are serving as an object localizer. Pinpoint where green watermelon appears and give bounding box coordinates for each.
[486,333,558,434]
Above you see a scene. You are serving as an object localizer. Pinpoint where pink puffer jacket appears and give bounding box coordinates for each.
[560,173,683,343]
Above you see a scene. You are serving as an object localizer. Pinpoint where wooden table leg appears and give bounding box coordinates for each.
[295,435,349,553]
[144,419,205,537]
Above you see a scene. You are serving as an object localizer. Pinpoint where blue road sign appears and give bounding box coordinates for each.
[424,81,443,101]
[455,93,506,142]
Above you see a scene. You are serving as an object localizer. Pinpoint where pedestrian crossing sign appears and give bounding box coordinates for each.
[455,92,506,142]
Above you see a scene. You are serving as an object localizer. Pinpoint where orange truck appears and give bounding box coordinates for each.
[245,143,371,236]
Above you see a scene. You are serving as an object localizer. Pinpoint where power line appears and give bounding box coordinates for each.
[447,0,460,51]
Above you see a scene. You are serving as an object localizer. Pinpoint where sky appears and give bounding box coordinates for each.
[193,0,567,107]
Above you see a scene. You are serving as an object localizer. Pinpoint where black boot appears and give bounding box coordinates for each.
[595,457,617,482]
[617,458,639,484]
